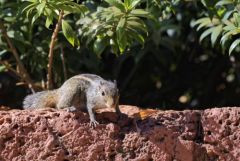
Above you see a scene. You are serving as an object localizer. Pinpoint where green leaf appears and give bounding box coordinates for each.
[127,20,148,34]
[59,1,88,14]
[130,9,151,19]
[31,13,40,24]
[223,10,234,20]
[106,30,114,37]
[220,31,232,46]
[196,19,212,31]
[105,0,125,12]
[124,0,141,10]
[128,28,145,45]
[46,3,58,12]
[234,12,240,27]
[58,5,74,13]
[62,20,76,46]
[44,8,54,28]
[211,25,222,46]
[78,5,88,14]
[130,0,141,9]
[45,16,53,28]
[3,17,16,22]
[229,39,240,55]
[199,27,215,42]
[124,0,131,9]
[192,17,211,27]
[118,33,127,53]
[223,21,236,31]
[223,25,237,32]
[0,65,6,72]
[25,0,37,2]
[22,3,38,18]
[201,0,207,7]
[223,28,240,35]
[0,50,7,57]
[22,2,37,14]
[116,17,127,53]
[215,0,233,6]
[117,17,126,39]
[93,37,108,57]
[110,38,119,54]
[36,1,46,16]
[7,31,24,42]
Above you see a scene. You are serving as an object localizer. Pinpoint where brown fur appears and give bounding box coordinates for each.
[44,94,58,108]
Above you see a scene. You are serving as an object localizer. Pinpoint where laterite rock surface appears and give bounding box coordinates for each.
[0,106,239,161]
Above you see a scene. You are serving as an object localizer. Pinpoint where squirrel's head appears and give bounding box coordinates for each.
[93,80,119,109]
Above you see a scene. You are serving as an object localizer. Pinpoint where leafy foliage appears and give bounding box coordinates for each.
[80,0,151,55]
[1,0,240,109]
[22,0,87,46]
[193,0,240,55]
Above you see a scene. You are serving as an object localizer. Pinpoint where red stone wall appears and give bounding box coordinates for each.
[0,106,239,161]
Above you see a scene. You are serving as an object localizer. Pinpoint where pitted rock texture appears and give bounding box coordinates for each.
[0,106,239,161]
[202,107,240,161]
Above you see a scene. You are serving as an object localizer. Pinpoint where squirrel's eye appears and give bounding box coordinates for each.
[102,91,105,96]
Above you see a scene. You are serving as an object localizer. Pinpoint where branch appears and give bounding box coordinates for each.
[0,60,21,77]
[0,20,36,93]
[60,44,67,81]
[47,10,64,89]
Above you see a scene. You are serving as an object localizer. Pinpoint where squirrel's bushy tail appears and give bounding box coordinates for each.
[23,90,56,109]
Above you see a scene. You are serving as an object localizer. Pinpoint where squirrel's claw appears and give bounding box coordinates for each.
[90,120,99,128]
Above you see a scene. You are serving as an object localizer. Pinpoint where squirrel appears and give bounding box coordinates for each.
[23,74,122,127]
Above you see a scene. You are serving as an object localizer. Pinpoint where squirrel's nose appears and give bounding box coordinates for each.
[106,98,114,108]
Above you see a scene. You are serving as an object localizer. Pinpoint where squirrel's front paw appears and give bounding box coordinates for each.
[66,106,77,112]
[90,120,99,128]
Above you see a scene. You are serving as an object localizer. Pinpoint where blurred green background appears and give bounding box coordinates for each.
[1,0,240,109]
